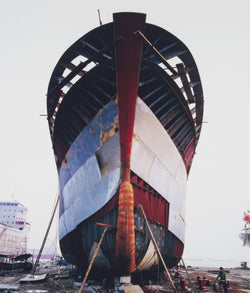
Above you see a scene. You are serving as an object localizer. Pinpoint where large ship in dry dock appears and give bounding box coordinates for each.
[47,12,203,277]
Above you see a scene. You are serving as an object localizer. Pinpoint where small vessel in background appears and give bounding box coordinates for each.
[0,201,32,272]
[0,201,30,256]
[239,211,250,247]
[47,12,204,277]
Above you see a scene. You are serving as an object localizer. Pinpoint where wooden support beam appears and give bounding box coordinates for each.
[181,257,197,292]
[176,63,195,103]
[139,205,177,293]
[78,227,108,293]
[31,194,59,276]
[135,30,178,76]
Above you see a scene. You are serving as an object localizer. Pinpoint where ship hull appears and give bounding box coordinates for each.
[47,12,203,276]
[58,99,185,274]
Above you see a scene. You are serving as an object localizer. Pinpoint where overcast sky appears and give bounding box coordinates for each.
[0,0,249,267]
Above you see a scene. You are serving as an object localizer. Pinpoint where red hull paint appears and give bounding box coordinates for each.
[47,11,204,276]
[114,12,146,273]
[132,174,169,227]
[114,12,146,182]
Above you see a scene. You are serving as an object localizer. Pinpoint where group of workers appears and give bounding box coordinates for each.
[173,266,229,292]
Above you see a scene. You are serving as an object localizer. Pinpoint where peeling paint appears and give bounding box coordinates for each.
[101,121,119,144]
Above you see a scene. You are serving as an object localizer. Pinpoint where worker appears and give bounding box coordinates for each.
[173,267,181,284]
[216,267,228,293]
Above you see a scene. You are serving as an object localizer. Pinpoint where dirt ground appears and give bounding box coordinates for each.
[0,266,249,292]
[179,267,250,293]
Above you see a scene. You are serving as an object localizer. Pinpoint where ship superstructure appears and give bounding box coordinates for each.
[0,201,30,255]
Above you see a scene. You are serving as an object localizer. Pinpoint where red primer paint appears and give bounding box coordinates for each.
[114,12,146,274]
[114,12,146,182]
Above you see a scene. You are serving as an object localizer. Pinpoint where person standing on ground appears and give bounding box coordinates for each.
[216,267,228,293]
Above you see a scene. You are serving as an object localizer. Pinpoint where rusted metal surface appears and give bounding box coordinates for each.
[46,12,204,276]
[115,182,136,273]
[113,12,145,274]
[114,12,145,182]
[47,18,203,173]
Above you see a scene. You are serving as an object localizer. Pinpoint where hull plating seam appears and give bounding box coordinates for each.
[47,12,204,275]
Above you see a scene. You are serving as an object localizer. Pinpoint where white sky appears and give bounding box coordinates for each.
[0,0,249,267]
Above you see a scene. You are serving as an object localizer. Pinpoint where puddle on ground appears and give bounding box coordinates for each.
[23,290,48,293]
